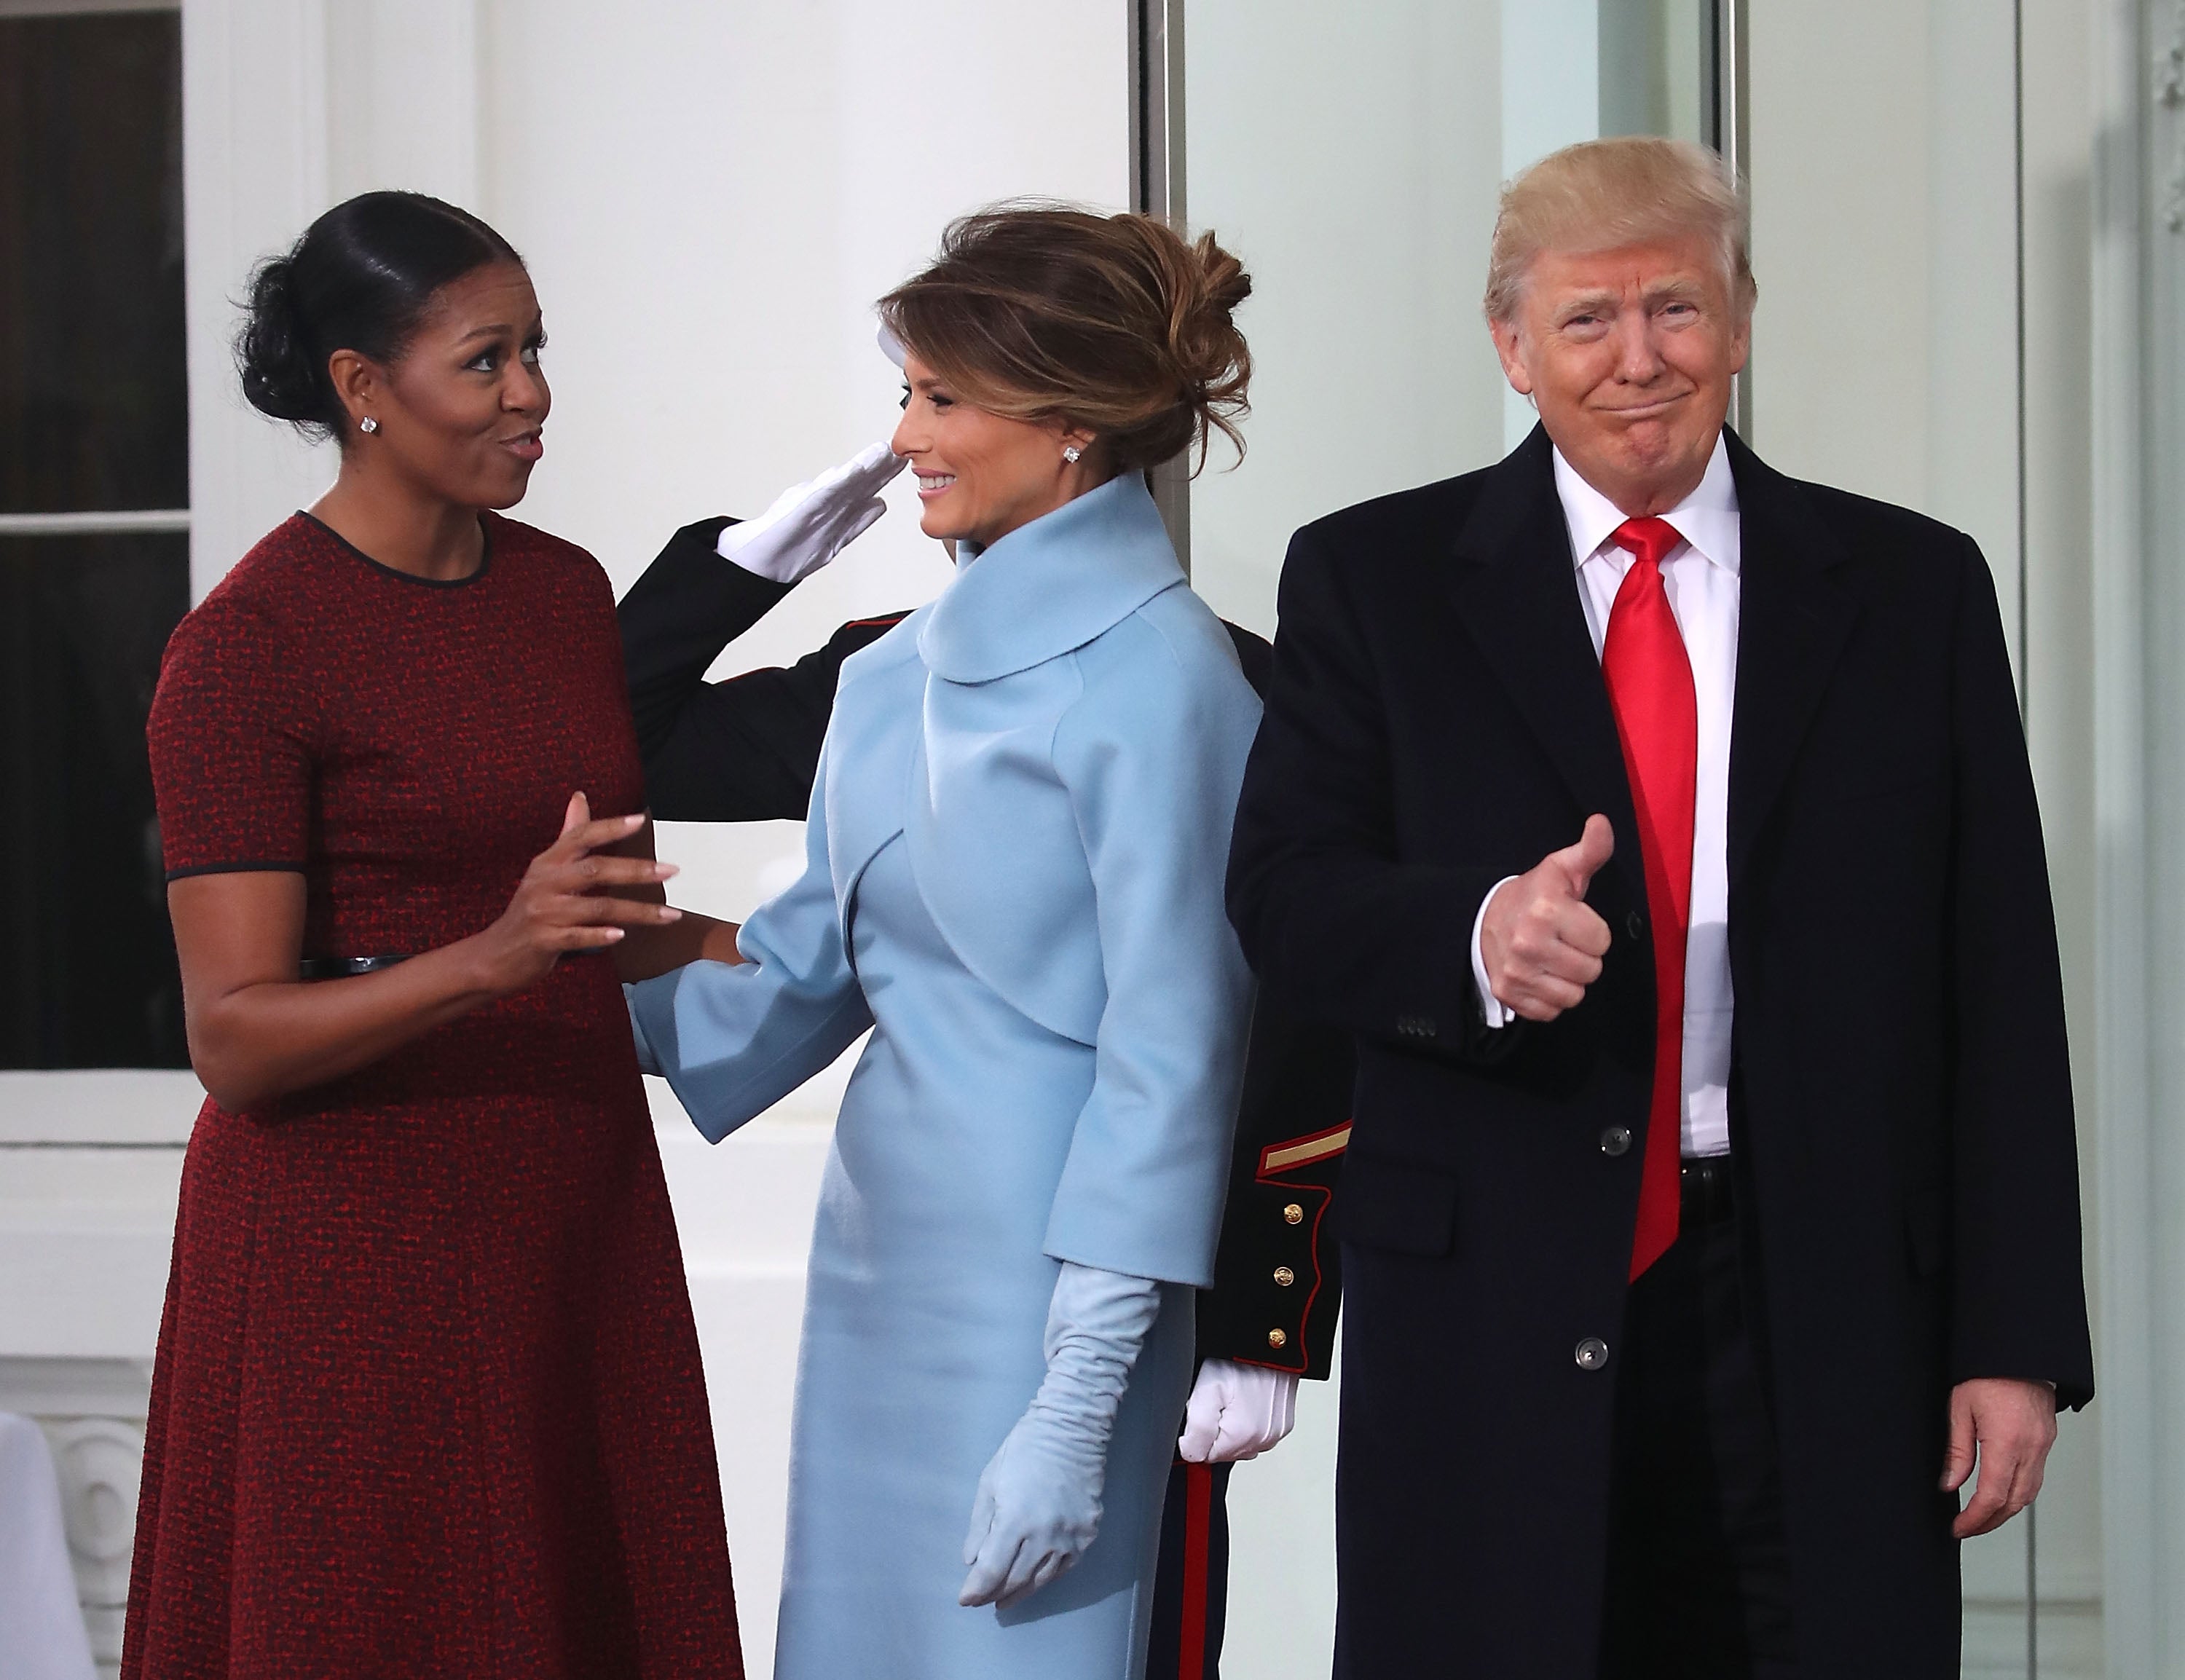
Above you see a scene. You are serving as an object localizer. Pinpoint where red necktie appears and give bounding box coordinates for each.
[1600,517,1696,1280]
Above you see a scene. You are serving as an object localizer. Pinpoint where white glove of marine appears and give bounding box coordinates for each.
[716,441,904,585]
[1176,1357,1299,1464]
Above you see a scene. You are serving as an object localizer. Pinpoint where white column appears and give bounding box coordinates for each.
[180,0,335,602]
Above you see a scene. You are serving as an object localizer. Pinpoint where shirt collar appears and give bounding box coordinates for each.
[918,471,1184,684]
[1551,430,1741,575]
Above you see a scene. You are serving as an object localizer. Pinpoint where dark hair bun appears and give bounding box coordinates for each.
[878,204,1254,476]
[233,190,524,441]
[236,256,326,427]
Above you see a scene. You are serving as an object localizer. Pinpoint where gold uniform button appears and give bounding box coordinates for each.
[1267,1328,1289,1349]
[1282,1203,1305,1225]
[1272,1266,1296,1287]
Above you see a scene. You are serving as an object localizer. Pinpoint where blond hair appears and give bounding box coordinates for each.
[1484,137,1755,324]
[879,203,1253,476]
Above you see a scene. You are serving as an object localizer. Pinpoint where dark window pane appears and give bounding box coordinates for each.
[0,9,188,514]
[0,532,189,1068]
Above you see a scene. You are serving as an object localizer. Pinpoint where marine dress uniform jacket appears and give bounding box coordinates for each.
[629,473,1262,1680]
[618,516,905,821]
[1224,427,2093,1678]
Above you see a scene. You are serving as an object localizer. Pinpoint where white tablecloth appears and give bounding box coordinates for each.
[0,1413,96,1680]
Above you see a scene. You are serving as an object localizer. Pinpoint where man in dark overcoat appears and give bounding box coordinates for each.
[1224,135,2093,1678]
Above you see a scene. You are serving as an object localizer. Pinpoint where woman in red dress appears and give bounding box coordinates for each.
[126,192,746,1677]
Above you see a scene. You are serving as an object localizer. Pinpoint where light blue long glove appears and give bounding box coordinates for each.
[958,1262,1162,1610]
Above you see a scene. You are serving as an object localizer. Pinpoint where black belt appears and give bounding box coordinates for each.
[298,955,409,981]
[1680,1154,1737,1228]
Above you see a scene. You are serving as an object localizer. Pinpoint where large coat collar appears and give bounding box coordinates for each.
[918,472,1184,685]
[1444,424,1859,893]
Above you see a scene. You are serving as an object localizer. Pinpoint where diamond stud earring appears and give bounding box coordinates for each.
[359,417,379,434]
[1063,444,1082,464]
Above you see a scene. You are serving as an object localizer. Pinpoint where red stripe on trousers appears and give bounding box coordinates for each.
[1178,1461,1213,1680]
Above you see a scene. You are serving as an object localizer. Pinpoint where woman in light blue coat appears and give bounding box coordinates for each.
[627,208,1261,1680]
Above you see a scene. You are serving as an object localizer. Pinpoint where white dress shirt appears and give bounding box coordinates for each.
[1468,434,1741,1158]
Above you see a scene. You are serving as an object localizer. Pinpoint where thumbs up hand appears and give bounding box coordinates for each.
[1478,815,1615,1022]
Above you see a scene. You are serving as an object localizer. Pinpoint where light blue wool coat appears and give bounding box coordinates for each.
[628,473,1261,1680]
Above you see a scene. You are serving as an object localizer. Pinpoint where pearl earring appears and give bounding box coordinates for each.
[359,417,379,434]
[1063,444,1082,464]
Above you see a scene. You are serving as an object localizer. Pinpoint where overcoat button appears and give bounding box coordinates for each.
[1625,910,1645,942]
[1575,1337,1610,1372]
[1600,1126,1632,1157]
[1267,1328,1289,1350]
[1273,1266,1296,1287]
[1282,1204,1304,1226]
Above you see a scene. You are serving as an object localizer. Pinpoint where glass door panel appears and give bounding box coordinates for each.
[0,532,189,1069]
[0,7,190,1070]
[0,8,188,517]
[1184,0,1716,640]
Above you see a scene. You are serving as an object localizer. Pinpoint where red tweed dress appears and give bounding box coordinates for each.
[126,512,741,1678]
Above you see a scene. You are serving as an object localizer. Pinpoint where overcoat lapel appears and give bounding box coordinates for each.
[1444,427,1645,903]
[1723,430,1860,887]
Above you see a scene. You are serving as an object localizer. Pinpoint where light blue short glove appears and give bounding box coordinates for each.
[958,1262,1162,1609]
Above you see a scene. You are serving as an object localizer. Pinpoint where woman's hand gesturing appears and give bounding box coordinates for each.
[472,793,682,996]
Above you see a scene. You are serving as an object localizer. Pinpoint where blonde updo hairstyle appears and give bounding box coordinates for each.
[878,203,1252,476]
